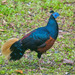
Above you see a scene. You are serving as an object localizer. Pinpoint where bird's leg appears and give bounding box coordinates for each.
[37,53,43,69]
[38,58,42,69]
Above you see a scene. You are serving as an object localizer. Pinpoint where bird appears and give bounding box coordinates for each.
[1,10,59,69]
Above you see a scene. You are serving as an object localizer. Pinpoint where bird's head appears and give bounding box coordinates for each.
[50,10,60,19]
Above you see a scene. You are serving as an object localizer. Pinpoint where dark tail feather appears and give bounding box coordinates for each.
[10,40,27,61]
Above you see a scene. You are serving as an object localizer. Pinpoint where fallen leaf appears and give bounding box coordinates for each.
[30,8,34,10]
[0,29,5,31]
[15,70,23,74]
[9,23,15,29]
[59,30,70,35]
[2,0,7,3]
[58,34,64,38]
[2,19,7,25]
[62,59,74,65]
[2,0,7,5]
[0,14,3,16]
[10,23,14,26]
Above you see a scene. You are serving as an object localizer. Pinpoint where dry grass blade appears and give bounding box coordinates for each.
[0,29,5,32]
[62,59,74,65]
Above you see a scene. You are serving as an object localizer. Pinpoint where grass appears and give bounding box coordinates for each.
[0,0,75,75]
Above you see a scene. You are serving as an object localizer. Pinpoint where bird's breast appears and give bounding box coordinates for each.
[37,37,55,53]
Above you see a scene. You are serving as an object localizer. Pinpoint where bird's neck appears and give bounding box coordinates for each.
[46,15,59,40]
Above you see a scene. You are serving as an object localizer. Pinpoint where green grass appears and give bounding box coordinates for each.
[0,0,75,75]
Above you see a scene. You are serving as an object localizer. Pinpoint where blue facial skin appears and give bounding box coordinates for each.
[52,12,60,19]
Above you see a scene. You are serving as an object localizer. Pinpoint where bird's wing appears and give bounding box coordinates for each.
[21,28,50,50]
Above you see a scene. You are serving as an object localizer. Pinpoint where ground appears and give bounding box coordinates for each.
[0,0,75,75]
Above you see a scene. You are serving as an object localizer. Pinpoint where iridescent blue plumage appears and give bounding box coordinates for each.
[21,28,49,53]
[46,14,59,39]
[10,11,60,60]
